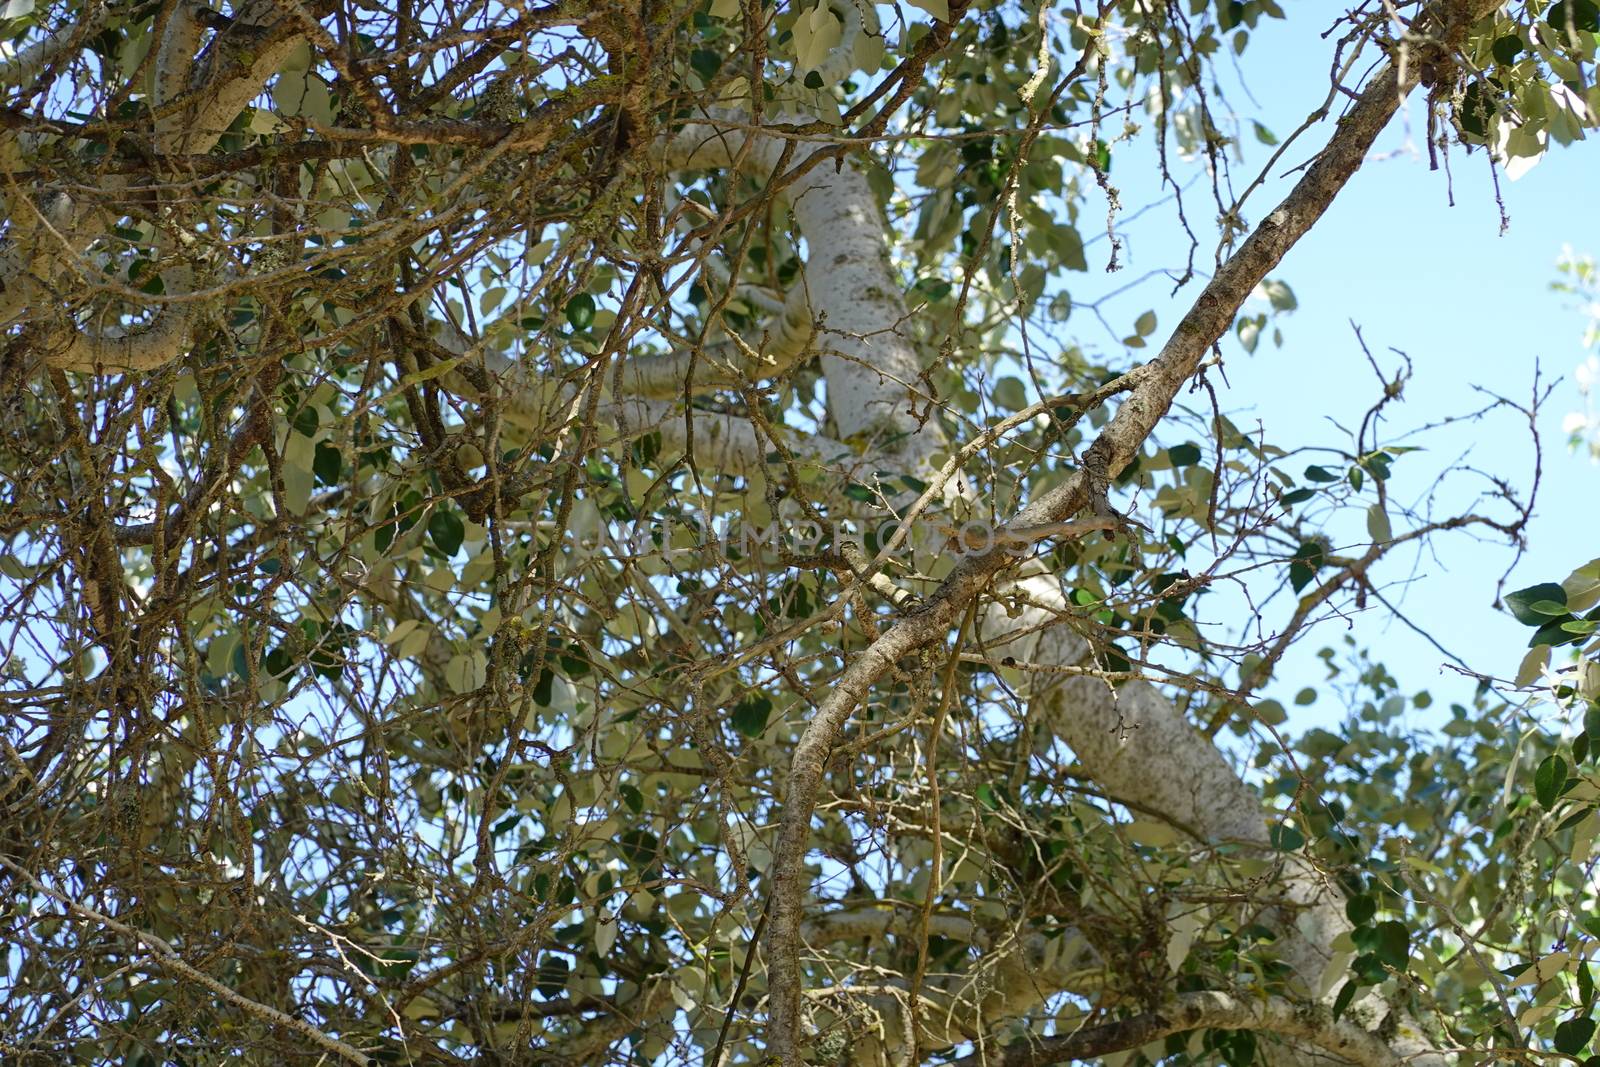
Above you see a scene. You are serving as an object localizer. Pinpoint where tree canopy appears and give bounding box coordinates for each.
[2,0,1600,1064]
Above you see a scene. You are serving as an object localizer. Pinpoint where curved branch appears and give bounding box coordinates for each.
[0,6,112,87]
[982,576,1351,992]
[945,991,1402,1067]
[3,3,306,377]
[558,976,675,1063]
[153,1,210,155]
[760,3,1501,1054]
[622,280,820,399]
[666,122,932,452]
[41,268,199,373]
[0,854,375,1066]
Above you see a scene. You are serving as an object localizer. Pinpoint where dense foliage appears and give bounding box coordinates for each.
[1,0,1599,1064]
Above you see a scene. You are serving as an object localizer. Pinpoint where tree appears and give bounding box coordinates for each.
[2,0,1599,1064]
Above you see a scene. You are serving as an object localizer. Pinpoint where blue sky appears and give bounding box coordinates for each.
[1071,9,1600,722]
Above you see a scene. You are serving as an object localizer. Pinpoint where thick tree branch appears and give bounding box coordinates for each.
[0,854,375,1066]
[761,7,1499,1055]
[944,991,1402,1067]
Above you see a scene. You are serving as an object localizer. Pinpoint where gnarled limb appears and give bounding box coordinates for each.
[946,991,1403,1067]
[0,854,376,1066]
[760,0,1502,1055]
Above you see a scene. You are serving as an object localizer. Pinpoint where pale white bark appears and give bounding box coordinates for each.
[749,0,1504,1053]
[157,1,306,157]
[667,118,932,457]
[0,189,76,327]
[609,397,854,478]
[0,0,305,372]
[620,280,821,399]
[0,6,111,87]
[0,188,200,373]
[982,579,1448,1067]
[153,3,210,155]
[0,0,1501,1060]
[493,2,1501,1055]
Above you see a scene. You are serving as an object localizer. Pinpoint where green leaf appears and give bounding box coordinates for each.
[313,441,343,485]
[1537,754,1569,809]
[535,955,570,998]
[1331,980,1358,1021]
[1516,645,1552,688]
[564,292,596,330]
[1134,310,1157,337]
[263,645,294,679]
[842,483,876,503]
[617,828,660,868]
[688,48,721,79]
[531,667,554,705]
[1043,225,1087,272]
[1374,920,1409,971]
[1559,806,1593,832]
[1217,1029,1256,1067]
[428,507,465,557]
[1359,450,1394,481]
[1459,81,1493,137]
[1303,465,1338,482]
[1346,894,1376,925]
[397,355,462,389]
[444,652,485,693]
[731,694,773,738]
[1289,541,1325,593]
[1269,822,1304,850]
[1168,443,1202,467]
[1532,615,1585,648]
[1237,314,1263,353]
[1365,504,1392,544]
[1507,583,1569,625]
[1352,952,1386,983]
[1549,1,1600,44]
[1262,279,1297,311]
[993,376,1028,410]
[1556,1016,1597,1056]
[1492,34,1524,64]
[310,622,354,680]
